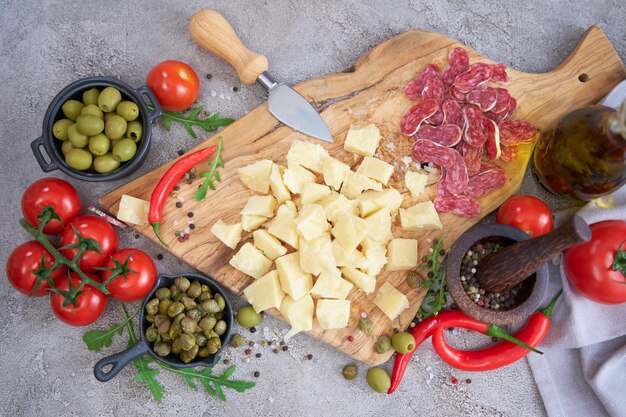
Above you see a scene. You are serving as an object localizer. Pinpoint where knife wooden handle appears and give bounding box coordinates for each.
[189,9,268,84]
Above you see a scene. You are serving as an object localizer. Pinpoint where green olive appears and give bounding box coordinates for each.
[61,140,74,155]
[93,153,120,173]
[366,367,391,393]
[80,103,104,119]
[67,124,88,148]
[104,112,116,121]
[112,138,137,162]
[105,114,128,140]
[76,114,104,136]
[62,100,84,121]
[88,134,110,156]
[98,86,122,112]
[65,148,93,171]
[52,119,74,141]
[116,101,139,121]
[82,88,100,105]
[391,331,416,354]
[235,306,261,328]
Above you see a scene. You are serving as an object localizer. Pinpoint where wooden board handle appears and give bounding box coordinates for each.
[189,9,268,84]
[477,215,591,293]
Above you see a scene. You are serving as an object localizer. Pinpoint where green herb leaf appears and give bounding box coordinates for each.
[418,236,448,317]
[83,307,139,352]
[149,105,234,139]
[196,137,225,201]
[612,241,626,278]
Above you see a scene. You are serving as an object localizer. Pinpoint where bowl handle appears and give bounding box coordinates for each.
[136,86,163,125]
[93,339,151,382]
[31,136,59,172]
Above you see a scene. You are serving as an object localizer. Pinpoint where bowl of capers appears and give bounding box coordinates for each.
[31,76,162,181]
[94,273,233,382]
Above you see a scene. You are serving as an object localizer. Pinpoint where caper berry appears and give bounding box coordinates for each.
[199,315,217,331]
[181,317,198,334]
[186,309,202,322]
[153,342,171,357]
[375,335,392,354]
[145,298,160,316]
[391,331,416,354]
[197,346,210,358]
[167,301,185,317]
[214,320,227,336]
[406,271,423,289]
[180,345,199,363]
[207,337,221,354]
[145,327,158,343]
[194,333,208,347]
[187,280,202,299]
[179,333,196,351]
[229,333,245,348]
[342,364,358,380]
[158,299,173,316]
[180,296,197,310]
[358,318,373,335]
[215,293,226,311]
[175,277,191,292]
[155,287,171,300]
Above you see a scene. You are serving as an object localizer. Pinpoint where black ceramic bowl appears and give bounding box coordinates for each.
[31,76,162,181]
[94,273,233,382]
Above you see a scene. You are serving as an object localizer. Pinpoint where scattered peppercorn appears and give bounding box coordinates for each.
[223,359,230,365]
[177,150,184,156]
[306,354,313,360]
[189,223,195,230]
[156,254,164,260]
[134,233,140,239]
[187,212,194,218]
[176,202,182,208]
[282,346,288,352]
[347,335,354,342]
[255,353,262,358]
[427,271,435,278]
[466,378,472,384]
[253,371,260,378]
[206,74,212,80]
[272,348,279,354]
[250,327,257,333]
[427,260,434,268]
[186,179,193,184]
[244,348,252,355]
[248,341,254,347]
[451,375,459,384]
[439,249,446,256]
[233,86,239,92]
[174,185,180,191]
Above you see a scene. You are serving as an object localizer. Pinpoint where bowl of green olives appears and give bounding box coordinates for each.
[32,76,162,181]
[94,273,233,382]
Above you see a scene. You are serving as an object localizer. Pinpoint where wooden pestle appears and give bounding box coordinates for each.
[476,215,591,293]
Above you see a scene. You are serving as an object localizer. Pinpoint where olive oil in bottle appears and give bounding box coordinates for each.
[533,101,626,201]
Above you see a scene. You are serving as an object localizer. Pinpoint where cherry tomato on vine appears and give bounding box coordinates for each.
[101,248,158,302]
[564,220,626,304]
[50,272,107,326]
[496,195,553,237]
[146,60,200,111]
[21,178,82,235]
[6,241,67,296]
[60,216,118,272]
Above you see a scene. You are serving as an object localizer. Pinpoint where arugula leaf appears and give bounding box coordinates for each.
[418,236,448,317]
[83,307,139,352]
[149,105,234,139]
[196,137,225,201]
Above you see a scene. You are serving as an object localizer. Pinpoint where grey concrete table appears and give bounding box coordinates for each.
[1,1,624,416]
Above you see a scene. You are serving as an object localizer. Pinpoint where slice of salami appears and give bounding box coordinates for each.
[426,110,445,126]
[412,138,455,167]
[508,97,517,117]
[400,99,439,135]
[465,165,507,198]
[491,63,509,83]
[442,149,469,195]
[459,141,483,176]
[484,118,501,160]
[492,88,511,113]
[451,87,467,102]
[500,145,519,162]
[454,63,492,94]
[499,120,538,146]
[463,104,487,147]
[422,77,446,104]
[466,87,498,112]
[415,124,463,147]
[405,64,441,100]
[437,170,449,196]
[434,194,481,217]
[442,47,470,86]
[478,162,500,173]
[442,99,464,128]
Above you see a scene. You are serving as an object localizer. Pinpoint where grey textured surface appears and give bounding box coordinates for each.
[1,1,624,416]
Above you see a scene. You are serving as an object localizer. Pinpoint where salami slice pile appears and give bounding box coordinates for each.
[401,47,538,217]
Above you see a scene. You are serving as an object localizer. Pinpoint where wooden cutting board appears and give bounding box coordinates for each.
[101,26,625,365]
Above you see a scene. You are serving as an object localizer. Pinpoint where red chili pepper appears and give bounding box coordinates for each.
[148,145,217,246]
[432,291,561,372]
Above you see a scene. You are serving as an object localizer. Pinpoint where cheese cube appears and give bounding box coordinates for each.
[243,270,284,313]
[283,164,316,194]
[241,214,268,232]
[238,159,273,194]
[276,201,298,219]
[340,267,376,294]
[266,216,299,249]
[399,201,443,230]
[280,294,314,338]
[210,220,243,249]
[357,189,403,217]
[340,171,383,199]
[331,213,370,251]
[310,269,353,299]
[295,204,328,241]
[319,193,357,224]
[361,239,388,277]
[373,282,409,321]
[299,234,336,275]
[275,252,313,300]
[241,195,277,218]
[269,163,291,204]
[286,139,329,173]
[253,230,287,260]
[323,157,351,191]
[356,157,394,185]
[316,299,351,330]
[363,207,393,245]
[405,171,428,198]
[386,238,418,271]
[117,194,149,225]
[301,183,331,205]
[344,124,381,157]
[332,240,368,269]
[229,242,272,279]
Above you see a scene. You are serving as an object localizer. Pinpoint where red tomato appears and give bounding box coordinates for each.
[60,216,118,272]
[564,220,626,304]
[146,60,200,111]
[496,195,553,237]
[21,178,82,235]
[50,272,107,326]
[6,241,67,296]
[101,248,158,302]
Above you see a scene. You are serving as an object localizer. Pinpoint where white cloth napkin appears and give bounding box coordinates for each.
[527,87,626,417]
